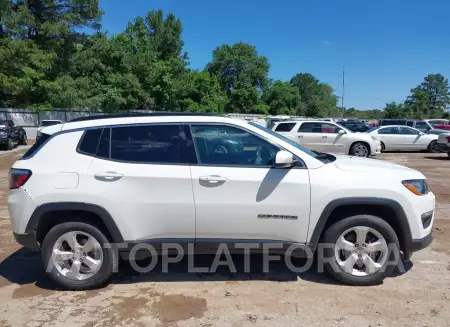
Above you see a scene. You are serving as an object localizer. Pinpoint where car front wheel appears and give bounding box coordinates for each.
[321,215,400,286]
[41,222,116,290]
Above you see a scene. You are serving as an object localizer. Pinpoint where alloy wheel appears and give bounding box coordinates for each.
[334,226,388,277]
[354,144,368,157]
[51,231,103,281]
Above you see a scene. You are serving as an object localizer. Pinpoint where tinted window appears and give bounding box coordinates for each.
[110,125,189,164]
[191,125,279,167]
[22,133,51,159]
[78,129,103,155]
[41,121,62,127]
[97,128,110,159]
[406,121,414,127]
[275,123,296,132]
[378,127,399,134]
[380,119,406,126]
[299,122,342,133]
[415,122,429,131]
[399,127,420,135]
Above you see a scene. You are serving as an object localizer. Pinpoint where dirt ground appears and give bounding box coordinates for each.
[0,148,449,327]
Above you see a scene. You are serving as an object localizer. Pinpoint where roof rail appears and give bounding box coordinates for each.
[69,112,224,123]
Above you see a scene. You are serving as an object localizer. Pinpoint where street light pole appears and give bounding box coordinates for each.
[341,65,345,117]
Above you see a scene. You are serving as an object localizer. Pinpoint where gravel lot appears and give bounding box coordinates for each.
[0,148,449,327]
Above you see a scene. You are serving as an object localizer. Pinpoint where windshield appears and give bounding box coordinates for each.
[40,121,62,127]
[248,122,318,158]
[367,126,380,133]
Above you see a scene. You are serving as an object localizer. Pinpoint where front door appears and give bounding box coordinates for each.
[188,124,311,244]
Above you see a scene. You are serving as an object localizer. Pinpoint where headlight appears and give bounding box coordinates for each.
[402,179,429,195]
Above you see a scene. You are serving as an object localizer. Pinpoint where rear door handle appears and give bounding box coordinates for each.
[94,171,124,181]
[298,135,303,138]
[322,136,328,139]
[199,175,228,183]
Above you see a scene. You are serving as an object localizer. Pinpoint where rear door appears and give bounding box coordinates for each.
[377,127,401,150]
[84,124,196,242]
[318,123,348,154]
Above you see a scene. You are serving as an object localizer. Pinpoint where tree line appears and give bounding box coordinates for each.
[1,1,449,119]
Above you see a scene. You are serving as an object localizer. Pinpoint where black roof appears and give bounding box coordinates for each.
[69,112,223,123]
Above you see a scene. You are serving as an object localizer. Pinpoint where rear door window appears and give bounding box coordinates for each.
[78,129,103,155]
[109,124,193,164]
[274,123,296,132]
[378,127,399,134]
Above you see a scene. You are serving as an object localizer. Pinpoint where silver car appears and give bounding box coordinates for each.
[368,125,441,153]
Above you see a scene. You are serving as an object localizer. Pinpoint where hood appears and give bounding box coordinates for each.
[332,154,417,174]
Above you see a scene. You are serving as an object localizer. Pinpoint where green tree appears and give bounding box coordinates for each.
[263,80,301,115]
[383,102,406,118]
[290,73,338,117]
[405,74,450,118]
[207,42,270,113]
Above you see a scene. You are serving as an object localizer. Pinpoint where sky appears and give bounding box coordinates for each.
[98,0,450,110]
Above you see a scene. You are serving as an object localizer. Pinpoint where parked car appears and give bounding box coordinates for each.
[379,119,450,134]
[437,133,450,157]
[9,112,434,289]
[37,120,63,140]
[0,119,27,150]
[337,120,371,132]
[367,125,440,153]
[425,119,450,131]
[272,120,381,157]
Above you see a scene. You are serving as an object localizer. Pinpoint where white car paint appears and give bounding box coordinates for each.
[368,125,438,151]
[9,114,434,245]
[272,120,381,157]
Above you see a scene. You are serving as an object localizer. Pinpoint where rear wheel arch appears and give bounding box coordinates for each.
[26,202,124,245]
[308,197,411,252]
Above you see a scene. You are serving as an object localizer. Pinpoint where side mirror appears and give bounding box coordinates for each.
[338,129,346,135]
[419,132,425,136]
[275,150,295,168]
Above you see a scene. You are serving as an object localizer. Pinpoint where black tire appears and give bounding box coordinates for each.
[20,133,28,145]
[350,142,370,157]
[41,222,117,290]
[6,138,13,151]
[427,140,440,153]
[321,215,400,286]
[447,151,450,158]
[380,142,385,153]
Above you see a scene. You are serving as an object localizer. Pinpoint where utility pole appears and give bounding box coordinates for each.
[341,65,345,117]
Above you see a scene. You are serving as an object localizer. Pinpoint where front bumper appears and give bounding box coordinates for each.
[402,232,433,261]
[13,232,39,250]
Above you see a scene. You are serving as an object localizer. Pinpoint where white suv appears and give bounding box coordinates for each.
[272,120,381,157]
[9,113,434,289]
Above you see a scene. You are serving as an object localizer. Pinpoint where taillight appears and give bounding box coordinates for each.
[445,136,450,142]
[9,169,32,189]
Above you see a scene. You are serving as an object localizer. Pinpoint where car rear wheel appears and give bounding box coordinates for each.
[20,134,28,145]
[41,222,116,290]
[322,215,400,286]
[427,140,440,153]
[7,138,13,150]
[380,142,385,153]
[350,142,370,157]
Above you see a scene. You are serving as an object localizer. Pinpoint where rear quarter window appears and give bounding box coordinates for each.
[274,123,296,132]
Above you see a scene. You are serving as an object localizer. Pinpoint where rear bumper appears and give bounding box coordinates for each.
[13,232,39,250]
[438,143,450,152]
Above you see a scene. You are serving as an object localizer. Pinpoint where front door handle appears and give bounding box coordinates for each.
[322,136,328,139]
[199,175,228,184]
[94,171,124,181]
[298,135,303,138]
